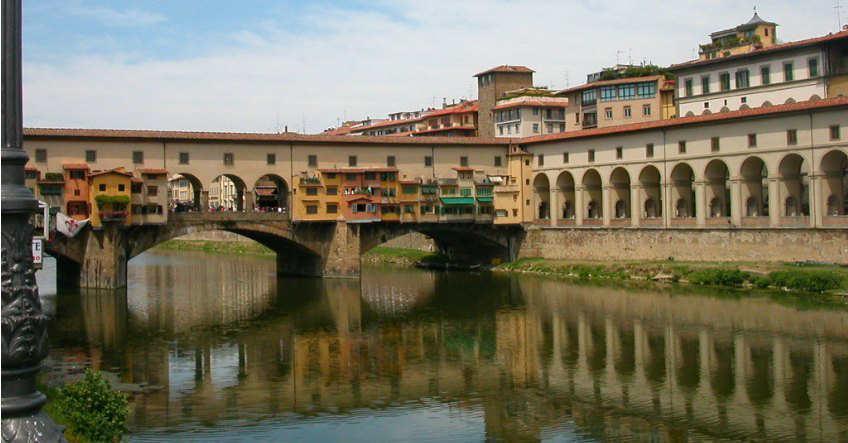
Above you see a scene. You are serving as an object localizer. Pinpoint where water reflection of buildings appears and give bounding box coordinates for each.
[50,263,848,441]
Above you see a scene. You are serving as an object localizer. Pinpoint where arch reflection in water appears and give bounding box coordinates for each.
[42,251,848,441]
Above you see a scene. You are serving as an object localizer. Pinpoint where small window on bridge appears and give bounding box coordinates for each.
[327,203,338,214]
[35,149,47,163]
[349,156,357,167]
[387,155,396,167]
[424,156,433,167]
[85,150,97,163]
[308,155,317,167]
[267,153,276,165]
[179,152,189,164]
[306,205,318,214]
[133,151,144,164]
[460,156,469,167]
[224,153,234,166]
[494,156,502,167]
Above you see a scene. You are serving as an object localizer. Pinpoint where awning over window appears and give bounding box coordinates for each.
[440,197,475,205]
[476,197,493,203]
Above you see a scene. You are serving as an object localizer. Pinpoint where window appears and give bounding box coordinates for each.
[538,154,544,166]
[546,123,553,133]
[85,150,96,163]
[783,62,794,81]
[704,102,710,109]
[327,203,338,214]
[711,136,720,152]
[498,126,504,136]
[532,107,539,115]
[684,78,693,97]
[179,152,189,164]
[600,86,617,101]
[735,69,750,89]
[678,140,687,154]
[581,89,597,105]
[70,170,85,180]
[147,185,158,196]
[74,189,80,196]
[345,173,357,181]
[761,65,771,85]
[636,82,656,97]
[533,123,539,133]
[646,143,654,158]
[719,72,731,91]
[831,125,841,140]
[307,154,317,167]
[604,108,613,119]
[494,156,502,167]
[642,104,651,116]
[460,156,468,167]
[741,96,747,104]
[701,76,710,94]
[808,58,819,77]
[267,153,276,165]
[223,152,234,165]
[588,149,595,162]
[387,155,396,167]
[616,146,623,159]
[623,106,632,118]
[132,150,144,164]
[306,187,318,196]
[99,184,106,191]
[617,84,635,100]
[348,155,357,167]
[563,152,569,163]
[326,186,338,195]
[559,123,565,132]
[424,155,433,167]
[748,133,757,147]
[787,129,798,145]
[306,205,318,214]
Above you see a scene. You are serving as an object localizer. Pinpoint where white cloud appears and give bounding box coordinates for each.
[63,3,166,27]
[23,0,838,133]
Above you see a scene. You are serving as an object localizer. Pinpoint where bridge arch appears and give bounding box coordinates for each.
[740,156,768,217]
[532,174,550,221]
[253,174,289,213]
[704,159,730,218]
[168,172,203,211]
[609,167,631,220]
[778,153,810,217]
[210,174,247,211]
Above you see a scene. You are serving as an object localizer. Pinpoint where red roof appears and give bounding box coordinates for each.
[452,166,475,172]
[415,125,477,135]
[423,101,478,118]
[24,127,502,145]
[521,96,848,145]
[88,168,133,178]
[669,30,848,71]
[62,163,90,170]
[474,65,534,77]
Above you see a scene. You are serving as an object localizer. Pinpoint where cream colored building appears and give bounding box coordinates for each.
[671,19,848,117]
[493,89,569,138]
[521,97,848,229]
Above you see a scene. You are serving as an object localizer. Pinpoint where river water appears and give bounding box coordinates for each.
[36,251,848,442]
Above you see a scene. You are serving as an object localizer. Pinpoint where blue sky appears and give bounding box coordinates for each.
[22,0,843,133]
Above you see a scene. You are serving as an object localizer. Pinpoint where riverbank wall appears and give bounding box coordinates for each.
[518,228,848,264]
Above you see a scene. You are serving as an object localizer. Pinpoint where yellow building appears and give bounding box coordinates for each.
[699,12,777,61]
[398,179,420,223]
[493,145,532,225]
[292,171,340,222]
[89,168,133,228]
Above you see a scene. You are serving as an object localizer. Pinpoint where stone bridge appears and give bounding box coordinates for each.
[46,212,524,289]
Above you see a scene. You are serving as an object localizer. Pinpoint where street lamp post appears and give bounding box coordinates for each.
[2,0,65,441]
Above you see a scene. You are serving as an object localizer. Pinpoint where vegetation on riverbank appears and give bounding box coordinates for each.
[43,370,129,443]
[154,239,274,257]
[496,258,848,295]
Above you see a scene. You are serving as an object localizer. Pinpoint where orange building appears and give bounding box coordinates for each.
[63,163,90,220]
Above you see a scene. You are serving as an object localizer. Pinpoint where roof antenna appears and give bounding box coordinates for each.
[836,0,844,31]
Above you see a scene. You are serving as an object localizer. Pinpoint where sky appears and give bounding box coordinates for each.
[22,0,845,134]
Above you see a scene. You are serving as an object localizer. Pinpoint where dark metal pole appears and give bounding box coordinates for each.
[2,0,64,440]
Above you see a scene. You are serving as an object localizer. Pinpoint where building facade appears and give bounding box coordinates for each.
[671,18,848,117]
[475,65,535,138]
[493,89,569,138]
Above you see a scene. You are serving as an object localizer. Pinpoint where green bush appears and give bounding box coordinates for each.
[752,275,771,289]
[688,268,750,287]
[49,370,128,443]
[94,194,130,207]
[767,270,842,293]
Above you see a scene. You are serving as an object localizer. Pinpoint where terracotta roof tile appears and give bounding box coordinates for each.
[25,164,39,171]
[24,127,503,146]
[669,30,848,71]
[521,96,848,145]
[62,163,90,170]
[88,168,133,178]
[474,65,534,77]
